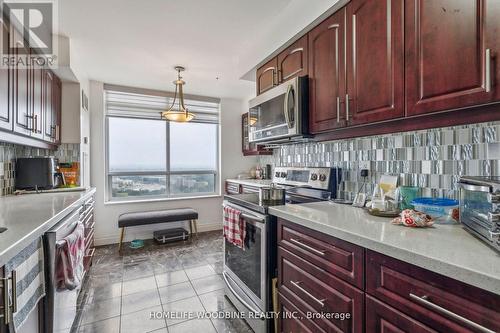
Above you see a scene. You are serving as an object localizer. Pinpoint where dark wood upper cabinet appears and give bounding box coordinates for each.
[43,69,55,142]
[31,50,44,140]
[256,57,278,95]
[277,35,308,84]
[0,22,11,131]
[308,8,346,134]
[53,75,61,144]
[346,0,405,125]
[406,0,498,116]
[12,31,32,136]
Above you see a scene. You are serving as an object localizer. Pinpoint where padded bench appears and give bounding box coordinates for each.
[118,208,198,253]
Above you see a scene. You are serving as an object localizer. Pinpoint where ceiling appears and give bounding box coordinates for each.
[58,0,340,99]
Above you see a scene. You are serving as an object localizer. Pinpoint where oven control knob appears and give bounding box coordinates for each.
[319,174,327,182]
[310,173,318,181]
[275,171,281,178]
[280,172,287,178]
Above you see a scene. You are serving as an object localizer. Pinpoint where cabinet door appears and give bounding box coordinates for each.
[406,0,497,115]
[0,267,7,333]
[43,69,54,142]
[256,57,278,95]
[0,22,12,131]
[308,8,346,134]
[12,31,32,136]
[53,75,61,144]
[346,0,404,125]
[277,35,308,83]
[366,296,437,333]
[31,50,43,140]
[279,247,364,333]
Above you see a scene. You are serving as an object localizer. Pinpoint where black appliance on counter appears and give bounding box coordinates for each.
[16,157,65,190]
[222,167,340,333]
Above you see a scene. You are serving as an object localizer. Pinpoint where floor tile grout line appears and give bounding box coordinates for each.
[152,263,169,331]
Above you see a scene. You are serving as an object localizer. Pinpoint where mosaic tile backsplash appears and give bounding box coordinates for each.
[0,142,80,195]
[259,121,500,200]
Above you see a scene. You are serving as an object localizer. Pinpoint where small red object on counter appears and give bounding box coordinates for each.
[392,209,435,228]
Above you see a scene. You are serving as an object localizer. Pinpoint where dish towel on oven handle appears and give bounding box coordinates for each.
[223,205,246,250]
[5,238,45,332]
[55,221,85,291]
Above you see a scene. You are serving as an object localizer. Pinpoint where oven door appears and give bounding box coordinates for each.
[248,76,303,143]
[222,202,267,312]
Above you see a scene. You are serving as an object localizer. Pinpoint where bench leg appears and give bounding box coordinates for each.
[192,219,198,238]
[188,220,193,242]
[118,227,125,254]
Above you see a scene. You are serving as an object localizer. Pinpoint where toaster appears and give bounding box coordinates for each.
[459,177,500,252]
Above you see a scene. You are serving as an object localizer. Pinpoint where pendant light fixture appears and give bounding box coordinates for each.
[161,66,195,122]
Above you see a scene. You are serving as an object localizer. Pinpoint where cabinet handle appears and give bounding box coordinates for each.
[485,48,491,93]
[289,238,326,256]
[290,281,326,308]
[55,125,60,141]
[25,114,33,130]
[409,293,495,333]
[336,96,341,123]
[345,94,350,122]
[34,115,38,132]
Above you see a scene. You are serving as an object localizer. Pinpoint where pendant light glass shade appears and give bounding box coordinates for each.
[161,66,195,122]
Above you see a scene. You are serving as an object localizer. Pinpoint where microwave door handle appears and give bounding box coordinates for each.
[283,84,293,129]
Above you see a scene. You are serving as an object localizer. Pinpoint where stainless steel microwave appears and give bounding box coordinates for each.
[248,76,309,143]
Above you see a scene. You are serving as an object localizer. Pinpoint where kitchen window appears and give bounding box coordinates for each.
[104,86,220,202]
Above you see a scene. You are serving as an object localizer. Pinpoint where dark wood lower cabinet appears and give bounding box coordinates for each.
[279,292,325,333]
[278,247,364,333]
[278,219,500,333]
[366,295,436,333]
[0,266,6,333]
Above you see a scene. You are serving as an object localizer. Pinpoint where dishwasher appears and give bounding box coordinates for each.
[43,207,82,333]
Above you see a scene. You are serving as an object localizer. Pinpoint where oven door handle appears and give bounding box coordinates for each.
[223,272,263,317]
[241,213,266,224]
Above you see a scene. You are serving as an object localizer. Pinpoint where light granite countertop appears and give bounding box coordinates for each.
[226,179,273,188]
[269,201,500,296]
[0,187,96,267]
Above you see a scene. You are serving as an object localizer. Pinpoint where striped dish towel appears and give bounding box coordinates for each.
[223,206,246,249]
[5,238,45,332]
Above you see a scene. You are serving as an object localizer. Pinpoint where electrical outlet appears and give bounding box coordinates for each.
[359,161,371,170]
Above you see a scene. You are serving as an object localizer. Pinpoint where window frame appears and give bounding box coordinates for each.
[104,114,220,203]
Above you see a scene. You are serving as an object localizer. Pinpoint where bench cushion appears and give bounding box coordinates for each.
[118,208,198,228]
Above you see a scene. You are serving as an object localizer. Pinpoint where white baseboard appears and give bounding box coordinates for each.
[94,222,222,246]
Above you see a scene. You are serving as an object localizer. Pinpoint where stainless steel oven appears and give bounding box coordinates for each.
[222,201,274,333]
[248,76,309,143]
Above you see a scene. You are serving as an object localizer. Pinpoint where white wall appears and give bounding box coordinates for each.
[89,81,257,245]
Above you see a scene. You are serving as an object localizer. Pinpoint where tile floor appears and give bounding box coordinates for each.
[73,231,253,333]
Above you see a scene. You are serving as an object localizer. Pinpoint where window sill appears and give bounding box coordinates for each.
[104,193,222,206]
